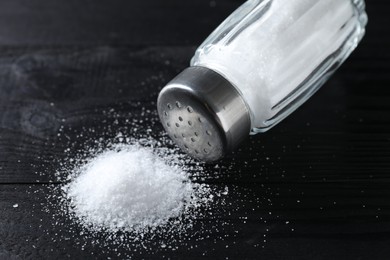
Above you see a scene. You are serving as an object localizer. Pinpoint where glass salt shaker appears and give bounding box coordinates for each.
[158,0,368,162]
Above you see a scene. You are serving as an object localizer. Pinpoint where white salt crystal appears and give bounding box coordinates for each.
[13,204,18,208]
[48,107,226,251]
[64,144,200,233]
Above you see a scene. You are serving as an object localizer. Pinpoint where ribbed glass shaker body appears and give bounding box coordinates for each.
[192,0,367,133]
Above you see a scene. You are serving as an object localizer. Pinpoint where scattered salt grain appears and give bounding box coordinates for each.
[41,105,265,256]
[13,204,18,208]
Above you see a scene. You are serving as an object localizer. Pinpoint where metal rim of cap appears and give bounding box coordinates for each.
[157,66,251,162]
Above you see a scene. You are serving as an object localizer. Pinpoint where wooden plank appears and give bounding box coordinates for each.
[0,0,241,46]
[0,0,387,47]
[0,184,390,259]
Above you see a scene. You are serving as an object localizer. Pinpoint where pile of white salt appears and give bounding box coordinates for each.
[62,144,212,234]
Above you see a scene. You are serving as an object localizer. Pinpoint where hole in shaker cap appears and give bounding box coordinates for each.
[175,123,180,127]
[194,132,199,137]
[164,111,168,117]
[176,101,182,108]
[191,137,196,143]
[167,103,173,110]
[198,117,203,123]
[187,106,193,113]
[195,150,199,154]
[203,148,209,154]
[207,142,212,147]
[206,130,212,136]
[188,121,192,126]
[166,122,171,127]
[178,116,183,122]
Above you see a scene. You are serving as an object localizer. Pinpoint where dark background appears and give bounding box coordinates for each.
[0,0,389,259]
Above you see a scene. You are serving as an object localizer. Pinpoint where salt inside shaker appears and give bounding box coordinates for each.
[158,0,368,162]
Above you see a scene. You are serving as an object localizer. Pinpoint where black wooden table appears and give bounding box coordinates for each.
[0,0,389,259]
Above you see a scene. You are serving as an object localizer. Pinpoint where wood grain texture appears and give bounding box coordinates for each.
[0,0,241,46]
[0,0,389,259]
[1,183,390,259]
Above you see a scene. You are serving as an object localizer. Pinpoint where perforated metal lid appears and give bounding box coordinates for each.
[157,66,251,162]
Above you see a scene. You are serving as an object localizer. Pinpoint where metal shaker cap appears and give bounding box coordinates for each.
[157,66,251,163]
